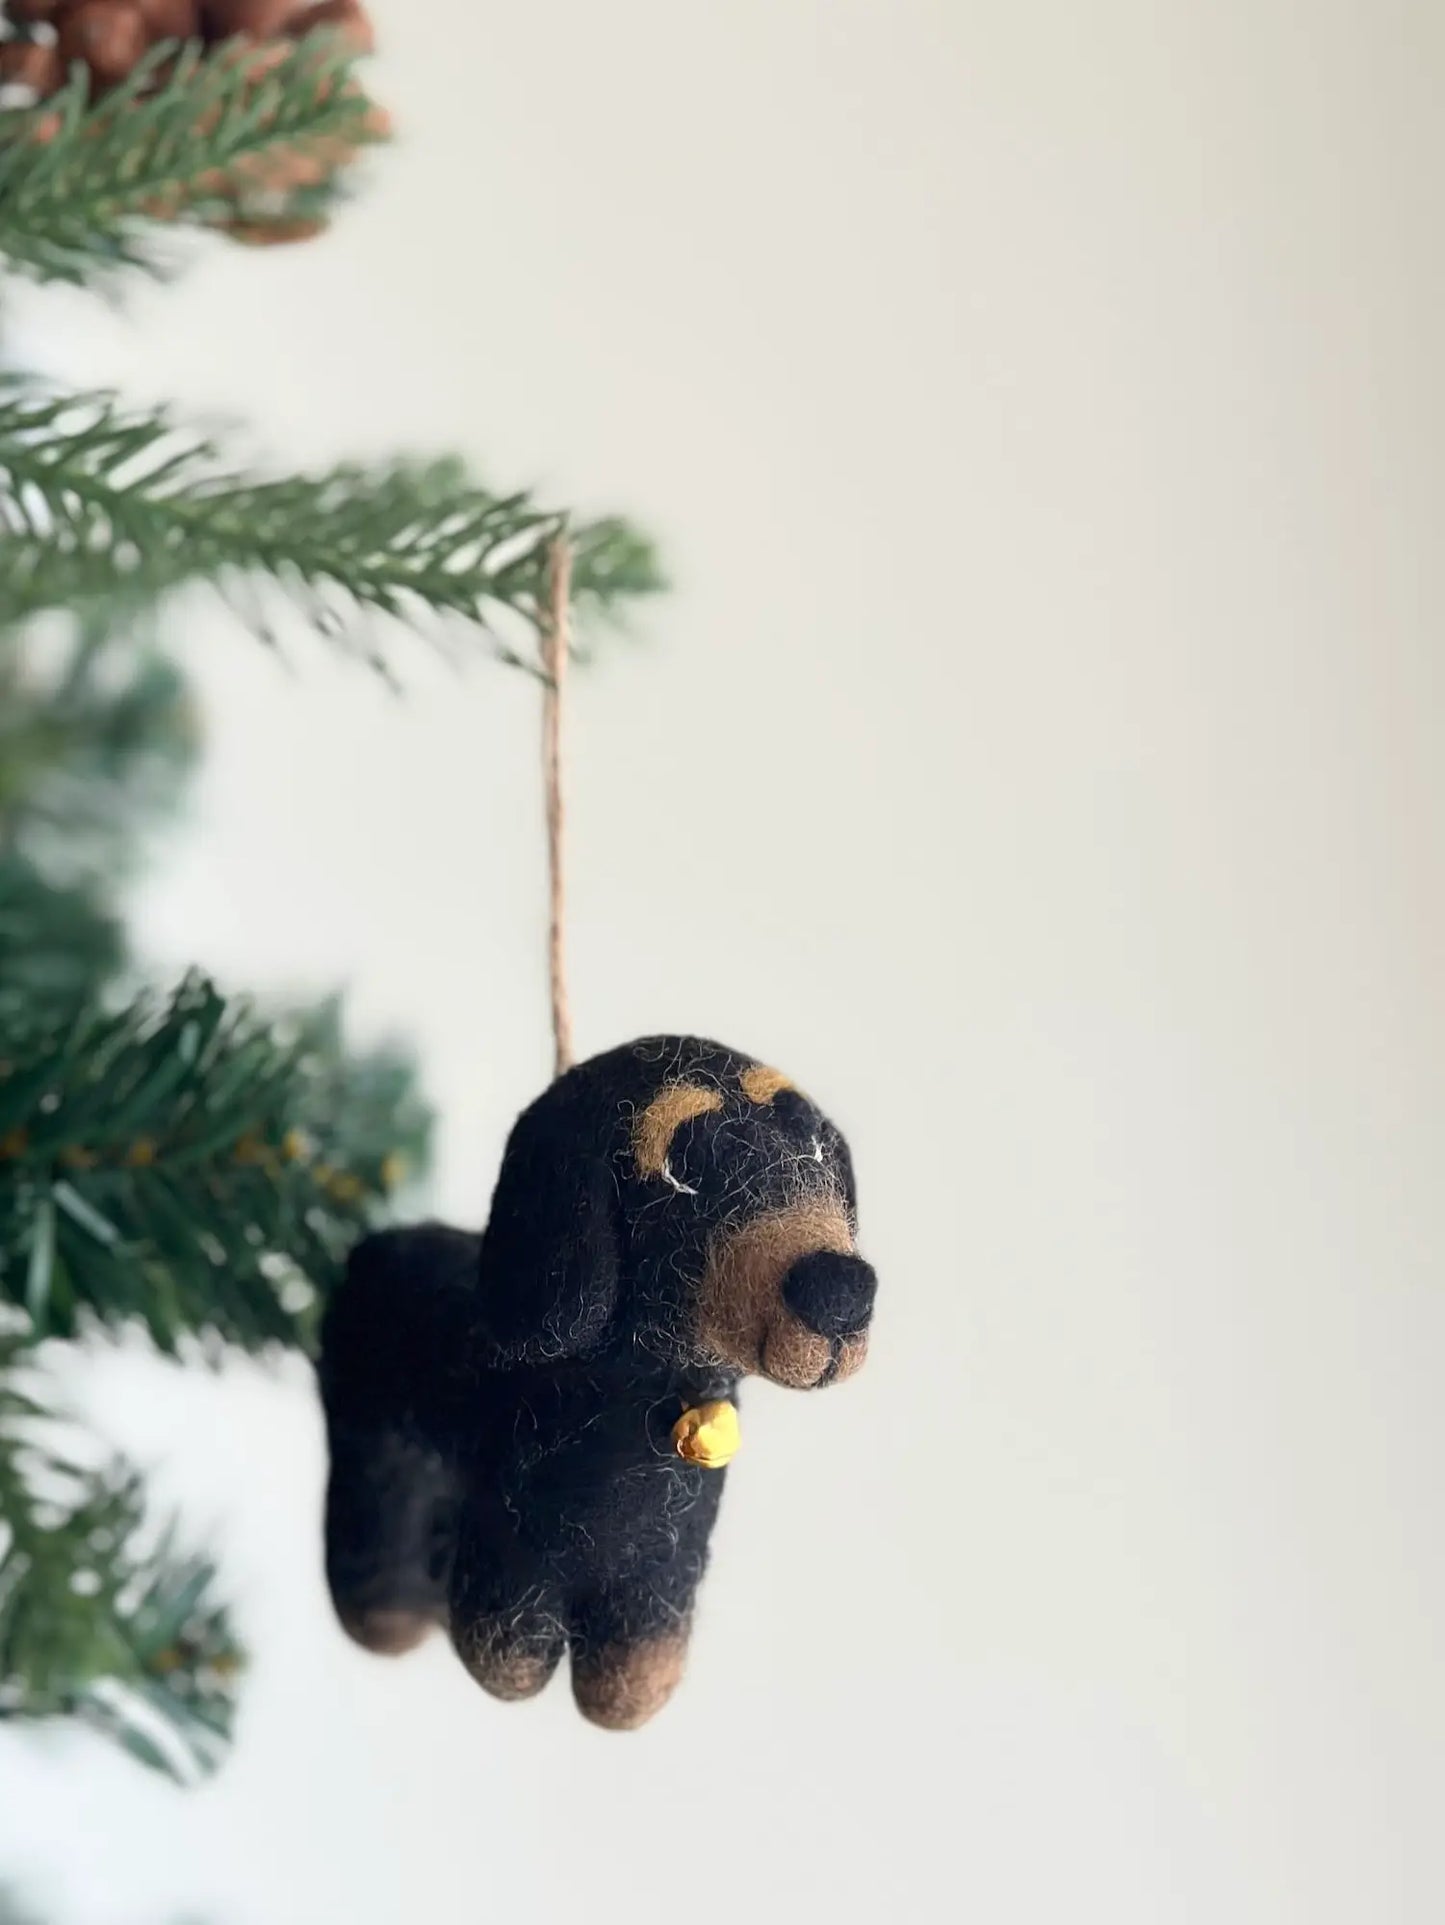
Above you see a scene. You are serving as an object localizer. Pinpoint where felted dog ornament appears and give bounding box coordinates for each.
[318,544,876,1728]
[318,1035,877,1728]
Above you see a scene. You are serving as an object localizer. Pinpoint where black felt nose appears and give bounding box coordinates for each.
[781,1251,877,1340]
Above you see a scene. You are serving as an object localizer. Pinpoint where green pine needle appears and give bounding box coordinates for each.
[0,381,664,657]
[0,34,384,284]
[0,613,200,889]
[0,972,433,1355]
[0,855,124,1014]
[0,1346,242,1784]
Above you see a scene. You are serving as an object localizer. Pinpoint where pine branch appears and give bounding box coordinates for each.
[0,382,664,657]
[0,1345,242,1783]
[0,35,385,284]
[0,613,199,887]
[0,854,124,1015]
[0,973,432,1355]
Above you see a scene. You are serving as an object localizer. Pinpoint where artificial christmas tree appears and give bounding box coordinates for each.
[0,34,659,1787]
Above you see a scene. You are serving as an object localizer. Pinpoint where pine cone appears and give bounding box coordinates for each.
[5,0,67,22]
[202,0,295,37]
[134,0,203,40]
[58,1,151,89]
[0,38,64,94]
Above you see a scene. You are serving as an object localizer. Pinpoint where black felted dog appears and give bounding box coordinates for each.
[318,1035,877,1729]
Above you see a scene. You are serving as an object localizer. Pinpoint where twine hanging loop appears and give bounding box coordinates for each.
[541,533,575,1079]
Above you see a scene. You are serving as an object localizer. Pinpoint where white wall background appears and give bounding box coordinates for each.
[3,3,1442,1921]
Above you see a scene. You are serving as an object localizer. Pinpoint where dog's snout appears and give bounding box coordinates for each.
[781,1251,877,1341]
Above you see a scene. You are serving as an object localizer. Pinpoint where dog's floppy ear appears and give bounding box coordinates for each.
[475,1099,621,1366]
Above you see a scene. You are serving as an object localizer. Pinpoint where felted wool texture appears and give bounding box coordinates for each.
[697,1199,857,1385]
[318,1222,475,1652]
[318,1035,878,1729]
[631,1080,724,1180]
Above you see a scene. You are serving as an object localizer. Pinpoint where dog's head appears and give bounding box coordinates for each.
[477,1037,876,1388]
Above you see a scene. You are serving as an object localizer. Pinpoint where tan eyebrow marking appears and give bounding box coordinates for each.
[739,1064,794,1105]
[632,1082,724,1176]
